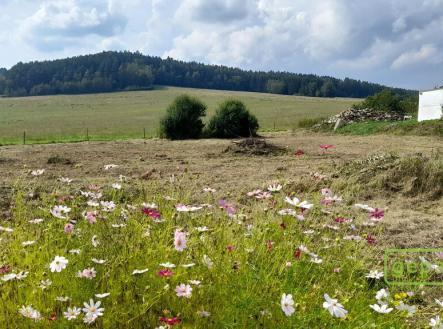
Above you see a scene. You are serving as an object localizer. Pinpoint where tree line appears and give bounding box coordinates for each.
[0,51,415,98]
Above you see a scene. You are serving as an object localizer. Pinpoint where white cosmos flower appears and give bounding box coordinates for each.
[29,218,44,224]
[64,307,81,320]
[323,294,348,318]
[92,258,106,264]
[38,279,52,290]
[310,256,323,264]
[284,196,313,209]
[202,255,213,269]
[31,169,45,176]
[132,268,149,275]
[175,204,202,212]
[203,187,216,193]
[354,203,375,211]
[19,305,42,321]
[366,270,384,279]
[82,299,104,319]
[111,183,122,190]
[196,226,209,232]
[100,201,116,212]
[395,302,416,316]
[197,310,211,318]
[22,240,36,246]
[278,209,298,216]
[189,280,201,285]
[0,225,14,232]
[436,299,443,308]
[369,303,393,314]
[16,271,29,280]
[91,235,99,247]
[56,296,71,302]
[159,262,176,268]
[69,249,81,254]
[430,316,443,328]
[95,293,110,299]
[175,284,192,298]
[77,268,96,279]
[50,256,68,272]
[376,289,389,301]
[58,177,73,184]
[104,164,118,170]
[50,205,71,219]
[268,184,282,192]
[181,263,196,268]
[281,294,295,316]
[2,273,17,281]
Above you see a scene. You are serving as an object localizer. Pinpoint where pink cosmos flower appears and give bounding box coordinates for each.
[174,230,187,252]
[218,200,236,216]
[320,144,335,150]
[294,149,305,156]
[84,211,98,224]
[175,283,192,298]
[157,269,174,277]
[226,245,236,252]
[160,317,181,326]
[366,234,377,245]
[142,207,161,219]
[369,208,385,221]
[64,223,74,234]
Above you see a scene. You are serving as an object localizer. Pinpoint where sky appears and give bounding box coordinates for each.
[0,0,443,90]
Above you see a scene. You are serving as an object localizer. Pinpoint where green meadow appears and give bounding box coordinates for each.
[0,87,358,144]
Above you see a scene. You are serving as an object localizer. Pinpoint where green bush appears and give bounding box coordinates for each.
[206,100,259,138]
[160,95,207,140]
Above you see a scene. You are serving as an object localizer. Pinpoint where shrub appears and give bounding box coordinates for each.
[206,100,259,138]
[352,89,410,114]
[160,95,207,140]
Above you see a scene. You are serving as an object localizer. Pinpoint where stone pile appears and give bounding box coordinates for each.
[326,108,408,125]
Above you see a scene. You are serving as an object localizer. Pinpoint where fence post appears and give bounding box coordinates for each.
[143,128,146,139]
[86,128,89,141]
[23,131,26,145]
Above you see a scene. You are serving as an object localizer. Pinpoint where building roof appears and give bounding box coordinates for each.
[420,87,443,93]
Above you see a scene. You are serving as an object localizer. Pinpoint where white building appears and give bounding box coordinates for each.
[418,88,443,122]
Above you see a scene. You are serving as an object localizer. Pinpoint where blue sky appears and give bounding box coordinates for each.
[1,0,442,89]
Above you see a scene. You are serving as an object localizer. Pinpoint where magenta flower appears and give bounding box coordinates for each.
[142,207,161,219]
[369,208,384,221]
[157,269,174,277]
[64,223,74,234]
[320,144,335,150]
[219,200,236,216]
[174,230,187,252]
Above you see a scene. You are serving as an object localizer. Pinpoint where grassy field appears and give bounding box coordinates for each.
[0,87,358,144]
[0,132,442,328]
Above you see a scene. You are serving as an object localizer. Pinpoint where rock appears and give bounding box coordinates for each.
[325,108,408,126]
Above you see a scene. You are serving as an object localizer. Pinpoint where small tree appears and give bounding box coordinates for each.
[354,89,404,114]
[206,99,259,138]
[160,95,206,140]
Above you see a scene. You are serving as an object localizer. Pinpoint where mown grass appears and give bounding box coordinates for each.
[0,169,439,328]
[0,87,357,145]
[336,119,443,137]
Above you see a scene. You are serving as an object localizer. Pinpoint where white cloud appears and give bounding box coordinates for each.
[392,44,441,69]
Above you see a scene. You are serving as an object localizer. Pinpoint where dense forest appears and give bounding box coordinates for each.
[0,51,415,98]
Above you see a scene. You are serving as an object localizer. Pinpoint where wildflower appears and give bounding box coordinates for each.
[369,208,385,221]
[31,169,45,176]
[226,245,235,252]
[294,149,304,156]
[29,218,44,224]
[366,234,377,245]
[159,317,181,326]
[175,284,192,298]
[376,289,389,301]
[39,279,52,290]
[64,307,81,320]
[354,203,375,211]
[16,271,29,280]
[396,302,416,316]
[174,230,187,252]
[82,299,104,320]
[64,223,74,234]
[91,235,99,247]
[203,187,216,193]
[59,177,73,184]
[84,211,98,224]
[77,268,97,279]
[430,316,443,328]
[0,265,11,274]
[436,299,443,308]
[112,183,122,190]
[189,280,201,285]
[142,207,161,219]
[320,144,335,150]
[158,269,174,277]
[104,164,118,170]
[369,304,393,314]
[197,310,211,318]
[50,256,68,272]
[175,204,202,212]
[203,255,213,269]
[266,240,274,251]
[22,240,36,246]
[132,268,149,275]
[323,294,348,318]
[56,296,71,302]
[366,270,384,279]
[95,293,110,299]
[100,201,116,212]
[294,248,302,260]
[196,226,209,232]
[160,262,176,268]
[218,200,236,216]
[69,249,81,254]
[281,294,295,316]
[181,263,196,268]
[284,196,313,209]
[50,205,71,219]
[19,305,42,321]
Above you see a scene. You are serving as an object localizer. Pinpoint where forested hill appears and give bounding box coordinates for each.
[0,51,414,98]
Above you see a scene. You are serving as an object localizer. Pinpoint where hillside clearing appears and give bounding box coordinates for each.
[0,87,357,145]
